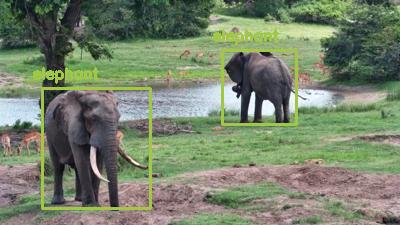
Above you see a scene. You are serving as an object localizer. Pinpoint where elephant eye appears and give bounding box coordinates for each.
[88,101,99,108]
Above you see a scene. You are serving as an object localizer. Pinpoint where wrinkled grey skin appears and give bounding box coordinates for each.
[45,91,120,206]
[225,52,292,123]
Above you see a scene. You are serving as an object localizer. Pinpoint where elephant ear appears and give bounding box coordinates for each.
[227,52,245,84]
[65,91,90,145]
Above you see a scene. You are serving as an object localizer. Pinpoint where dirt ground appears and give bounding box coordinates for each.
[0,72,23,88]
[326,134,400,146]
[2,163,400,225]
[121,119,195,136]
[0,164,39,207]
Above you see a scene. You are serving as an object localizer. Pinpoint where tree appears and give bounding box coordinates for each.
[0,2,35,49]
[8,0,112,110]
[321,4,400,81]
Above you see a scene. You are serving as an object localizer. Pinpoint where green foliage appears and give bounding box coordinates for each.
[12,119,33,130]
[0,1,35,49]
[85,0,215,40]
[277,9,293,23]
[249,0,287,18]
[322,4,400,81]
[216,0,287,20]
[205,182,289,208]
[288,0,352,25]
[264,14,277,22]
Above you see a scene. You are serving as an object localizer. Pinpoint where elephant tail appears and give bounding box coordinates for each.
[277,59,308,101]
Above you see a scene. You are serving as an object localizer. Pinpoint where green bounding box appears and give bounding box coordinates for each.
[220,48,299,127]
[40,86,153,211]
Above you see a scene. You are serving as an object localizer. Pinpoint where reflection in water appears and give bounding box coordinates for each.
[0,83,342,126]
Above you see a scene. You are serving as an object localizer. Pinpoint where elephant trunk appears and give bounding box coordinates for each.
[101,126,119,207]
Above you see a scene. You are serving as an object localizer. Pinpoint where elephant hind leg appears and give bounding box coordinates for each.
[283,97,290,123]
[48,144,66,205]
[254,95,263,123]
[273,102,283,123]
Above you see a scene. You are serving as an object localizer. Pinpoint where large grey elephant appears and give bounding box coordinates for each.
[225,52,292,123]
[45,90,147,207]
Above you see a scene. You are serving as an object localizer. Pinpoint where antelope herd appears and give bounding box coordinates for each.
[1,131,41,156]
[1,130,129,157]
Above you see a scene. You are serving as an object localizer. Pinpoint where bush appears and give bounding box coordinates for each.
[277,9,293,23]
[264,14,277,22]
[322,4,400,81]
[12,120,33,130]
[249,0,287,17]
[288,0,351,25]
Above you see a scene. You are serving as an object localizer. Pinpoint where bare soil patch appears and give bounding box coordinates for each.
[327,134,400,146]
[3,165,400,225]
[0,164,39,207]
[0,72,23,88]
[356,134,400,146]
[121,119,195,136]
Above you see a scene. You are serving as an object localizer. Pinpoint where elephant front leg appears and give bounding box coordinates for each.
[240,92,251,123]
[48,145,65,204]
[72,144,98,206]
[74,168,82,201]
[254,95,263,123]
[51,163,66,204]
[91,151,103,202]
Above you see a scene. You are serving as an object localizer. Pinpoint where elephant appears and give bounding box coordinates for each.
[225,52,292,123]
[45,90,147,207]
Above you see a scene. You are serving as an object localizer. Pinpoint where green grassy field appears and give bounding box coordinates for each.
[2,97,400,175]
[0,15,336,97]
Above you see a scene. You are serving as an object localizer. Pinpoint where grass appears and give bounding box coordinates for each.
[0,194,40,221]
[205,182,290,208]
[324,200,364,221]
[293,215,323,224]
[386,89,400,101]
[0,15,335,97]
[170,214,255,225]
[299,103,379,114]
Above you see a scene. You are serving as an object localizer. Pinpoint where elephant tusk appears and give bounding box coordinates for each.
[118,146,148,170]
[90,146,110,183]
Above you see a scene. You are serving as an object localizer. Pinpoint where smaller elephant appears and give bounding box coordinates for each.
[225,52,293,123]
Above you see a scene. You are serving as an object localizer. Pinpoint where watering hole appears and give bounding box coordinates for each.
[0,83,342,126]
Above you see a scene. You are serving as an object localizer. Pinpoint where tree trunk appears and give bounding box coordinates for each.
[42,48,66,112]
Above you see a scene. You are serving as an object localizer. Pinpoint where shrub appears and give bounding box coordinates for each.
[277,9,293,23]
[289,0,351,25]
[249,0,287,18]
[264,14,277,22]
[322,4,400,81]
[12,120,33,130]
